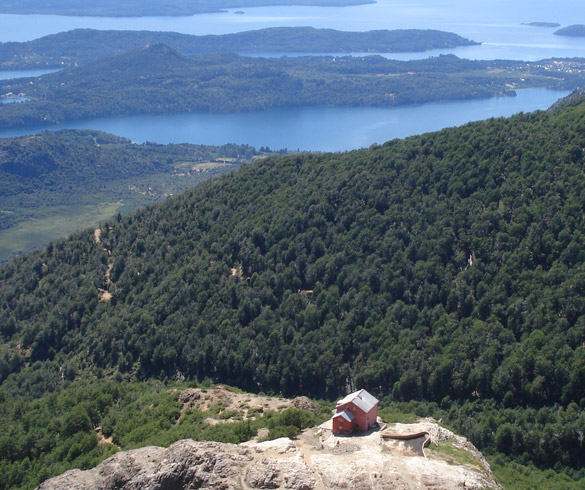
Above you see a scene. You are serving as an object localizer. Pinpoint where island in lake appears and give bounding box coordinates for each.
[555,25,585,37]
[0,27,480,70]
[522,22,560,28]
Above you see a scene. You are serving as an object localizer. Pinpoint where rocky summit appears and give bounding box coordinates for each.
[38,420,500,489]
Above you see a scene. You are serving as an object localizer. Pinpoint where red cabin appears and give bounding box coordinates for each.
[331,389,379,435]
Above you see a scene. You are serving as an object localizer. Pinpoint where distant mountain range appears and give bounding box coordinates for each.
[0,0,373,17]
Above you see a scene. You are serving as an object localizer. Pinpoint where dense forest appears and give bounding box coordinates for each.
[0,27,478,69]
[2,91,585,487]
[0,0,371,17]
[0,129,262,261]
[1,44,584,130]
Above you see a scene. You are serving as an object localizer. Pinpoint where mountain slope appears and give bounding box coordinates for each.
[2,94,585,482]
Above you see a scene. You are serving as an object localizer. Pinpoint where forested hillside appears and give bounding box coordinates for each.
[0,130,255,223]
[0,130,259,261]
[0,27,478,69]
[2,93,585,487]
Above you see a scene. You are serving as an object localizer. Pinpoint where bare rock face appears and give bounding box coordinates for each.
[38,421,501,490]
[245,456,316,490]
[38,441,253,490]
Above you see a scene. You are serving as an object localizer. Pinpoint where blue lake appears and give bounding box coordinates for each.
[1,0,585,61]
[0,69,58,80]
[0,1,580,150]
[0,89,569,152]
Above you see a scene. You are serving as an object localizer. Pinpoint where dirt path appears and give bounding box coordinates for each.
[95,428,120,450]
[295,431,329,490]
[94,227,114,302]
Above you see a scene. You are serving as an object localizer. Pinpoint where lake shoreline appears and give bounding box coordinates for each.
[0,88,570,152]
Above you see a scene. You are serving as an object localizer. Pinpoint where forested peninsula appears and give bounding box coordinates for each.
[1,44,584,130]
[2,91,585,488]
[0,27,479,70]
[0,0,372,17]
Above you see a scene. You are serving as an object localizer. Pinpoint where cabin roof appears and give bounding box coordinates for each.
[336,389,378,413]
[332,409,354,423]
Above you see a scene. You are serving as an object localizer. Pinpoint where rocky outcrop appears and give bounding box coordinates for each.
[548,87,585,111]
[38,421,501,490]
[291,396,318,411]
